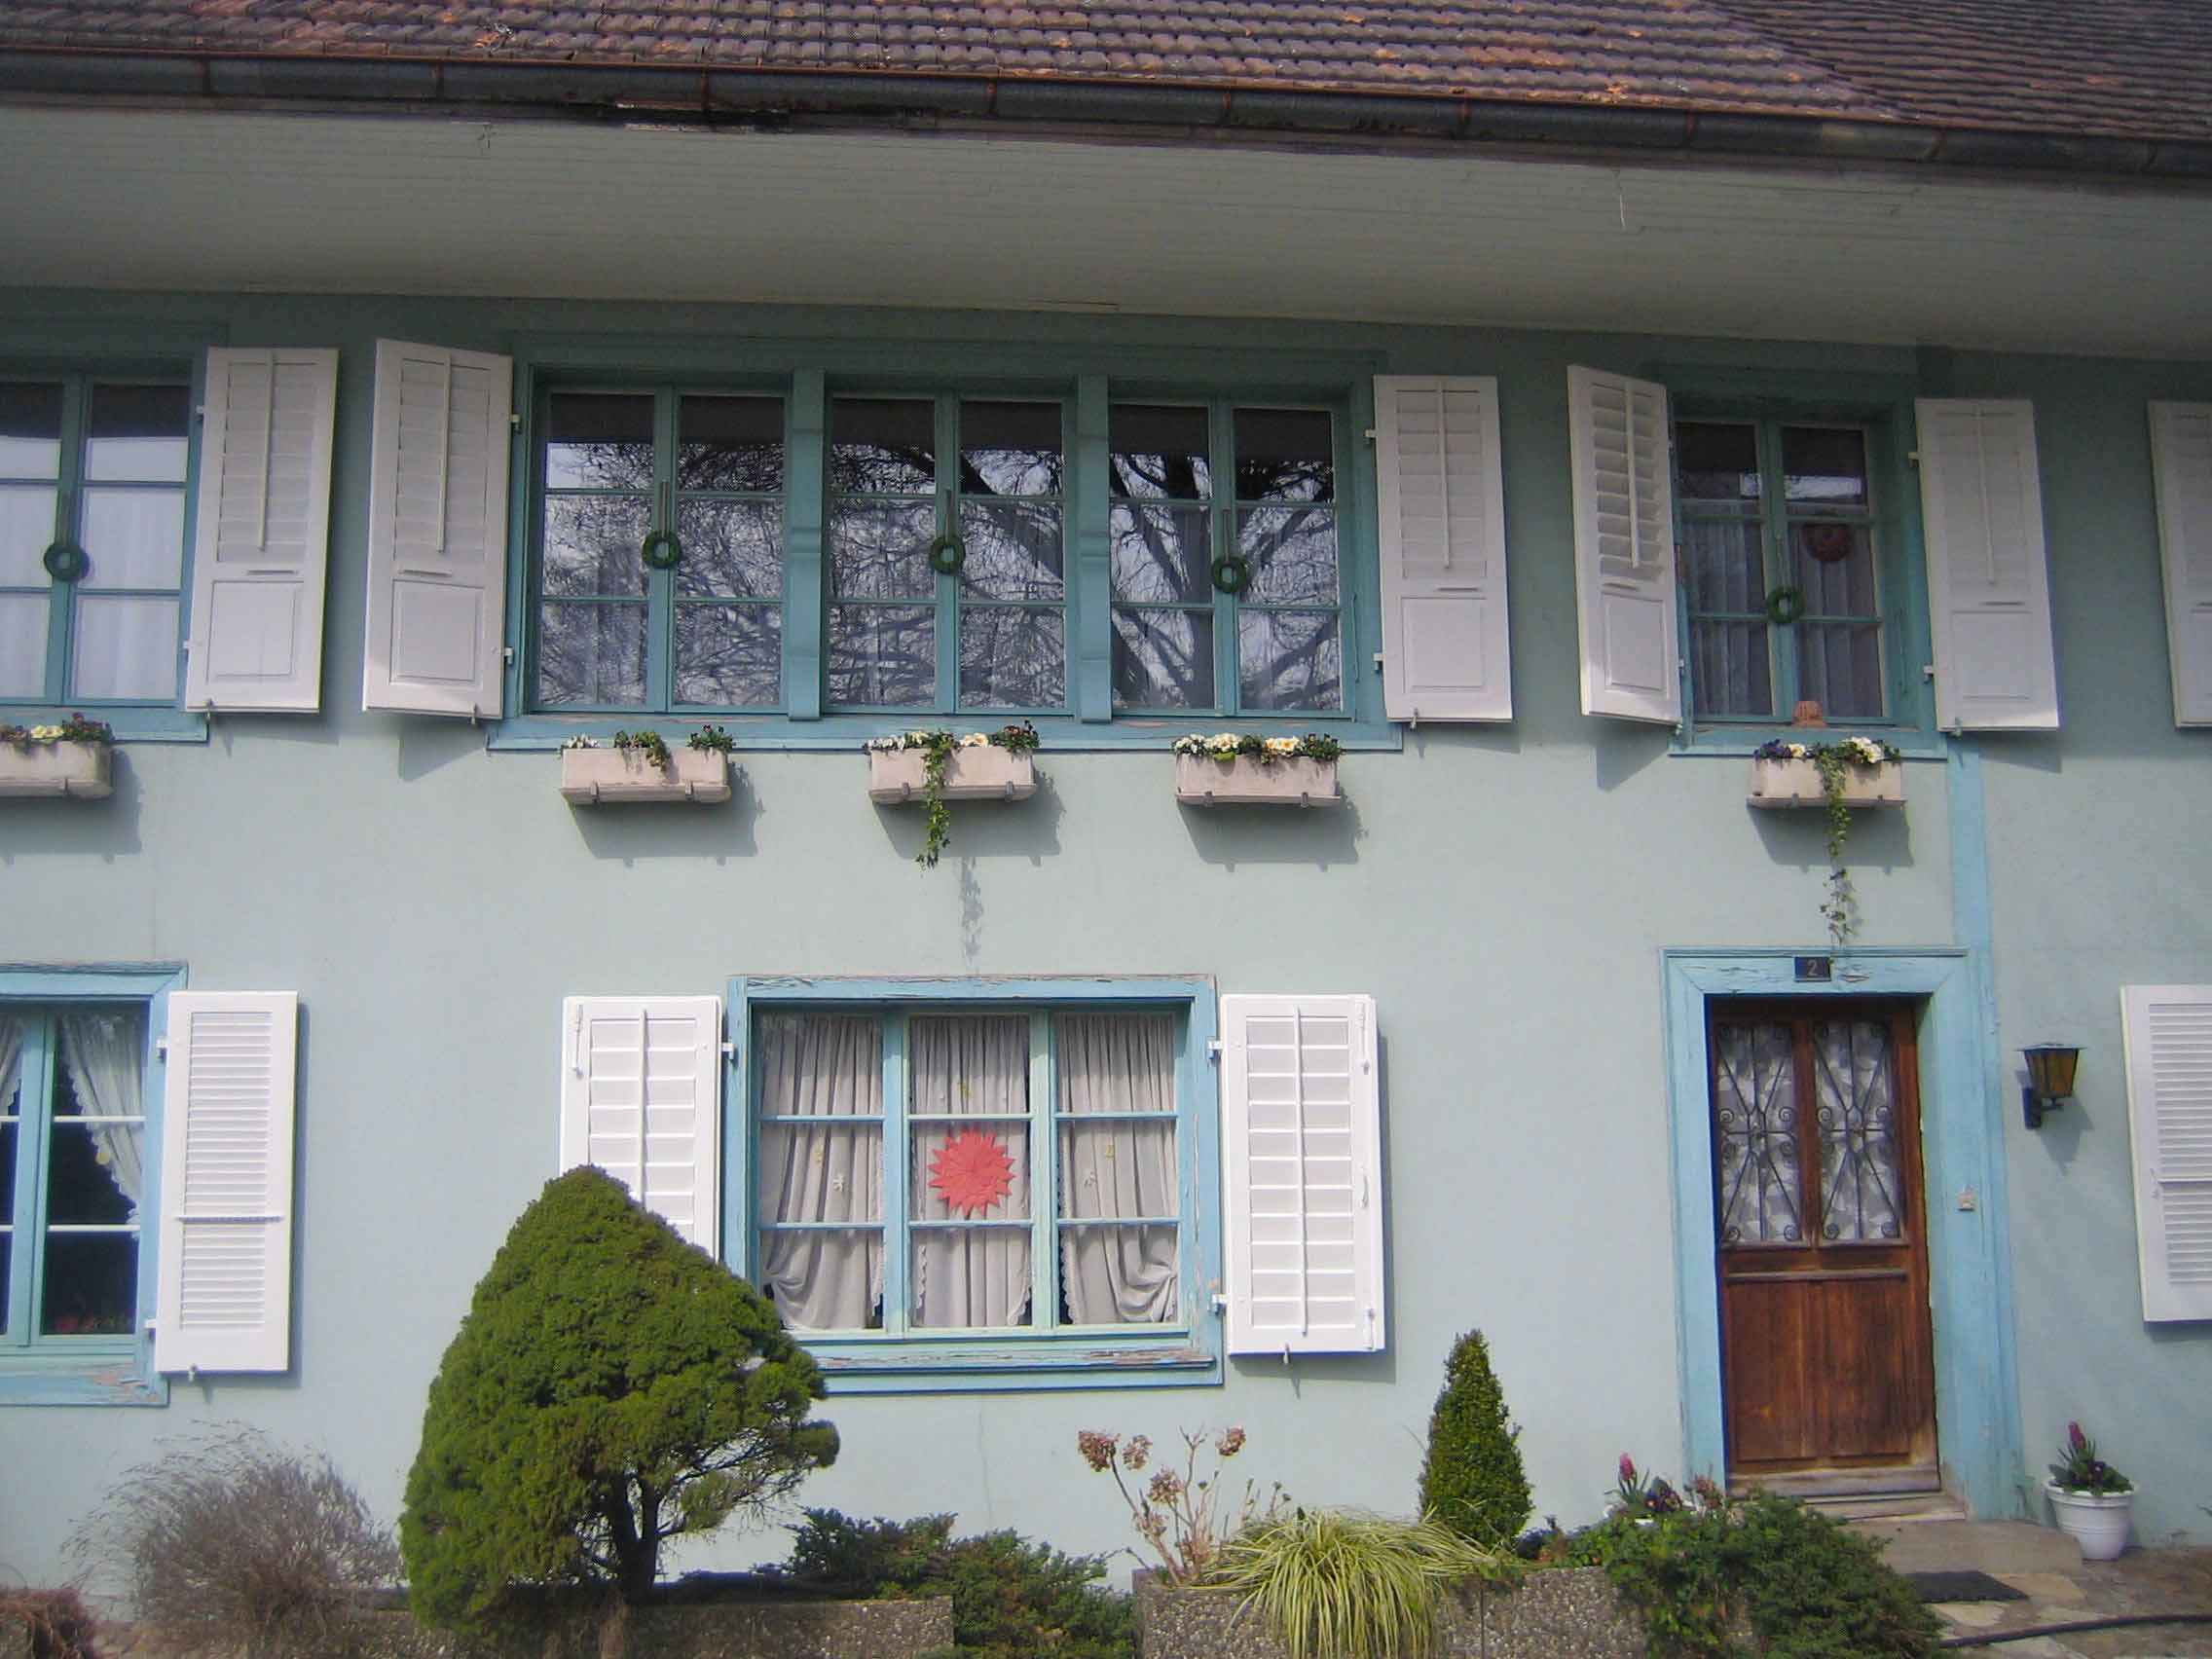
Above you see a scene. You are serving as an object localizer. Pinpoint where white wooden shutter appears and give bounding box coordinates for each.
[154,991,298,1373]
[1916,398,2059,730]
[1567,366,1679,723]
[1221,994,1383,1356]
[183,349,338,712]
[362,340,513,718]
[1375,376,1511,721]
[2149,402,2212,726]
[2120,985,2212,1322]
[559,997,722,1257]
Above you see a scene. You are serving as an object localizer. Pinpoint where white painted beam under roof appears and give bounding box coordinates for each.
[1,106,2208,358]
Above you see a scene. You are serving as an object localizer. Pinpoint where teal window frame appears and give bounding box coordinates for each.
[0,964,181,1407]
[0,350,211,744]
[493,339,1394,752]
[726,976,1222,1393]
[1661,368,1941,757]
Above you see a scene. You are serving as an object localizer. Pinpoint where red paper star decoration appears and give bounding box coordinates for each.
[930,1128,1015,1216]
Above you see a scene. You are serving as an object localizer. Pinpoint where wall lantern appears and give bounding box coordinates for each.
[2022,1045,2083,1129]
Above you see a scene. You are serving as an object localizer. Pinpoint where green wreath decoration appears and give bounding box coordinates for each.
[927,533,967,575]
[1764,584,1807,626]
[641,530,682,571]
[1209,552,1252,595]
[42,542,89,582]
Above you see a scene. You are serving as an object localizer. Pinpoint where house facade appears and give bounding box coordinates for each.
[2,1,2209,1583]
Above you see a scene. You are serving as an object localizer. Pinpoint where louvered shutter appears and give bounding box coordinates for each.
[154,992,298,1373]
[1567,366,1679,723]
[1220,994,1383,1356]
[1916,399,2059,730]
[182,349,338,712]
[362,340,513,718]
[2149,403,2212,726]
[559,997,722,1257]
[2120,986,2212,1322]
[1375,376,1511,721]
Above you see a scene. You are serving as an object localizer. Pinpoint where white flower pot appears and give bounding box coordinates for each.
[559,746,730,804]
[1174,754,1341,807]
[1747,756,1904,809]
[0,740,113,799]
[867,747,1036,803]
[2046,1482,2133,1561]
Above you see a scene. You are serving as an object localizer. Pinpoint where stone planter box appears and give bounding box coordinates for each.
[1173,755,1341,807]
[0,739,112,798]
[560,747,731,804]
[1747,756,1904,810]
[867,746,1036,802]
[1136,1567,1641,1659]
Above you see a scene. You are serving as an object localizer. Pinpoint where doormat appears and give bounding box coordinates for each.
[1905,1570,2029,1603]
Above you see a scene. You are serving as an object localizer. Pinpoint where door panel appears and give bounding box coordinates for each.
[1712,1000,1936,1480]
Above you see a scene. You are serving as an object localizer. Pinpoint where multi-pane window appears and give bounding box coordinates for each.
[1110,403,1344,714]
[0,379,190,705]
[533,389,786,711]
[1,1008,149,1346]
[752,1008,1184,1335]
[827,396,1067,712]
[1678,420,1886,722]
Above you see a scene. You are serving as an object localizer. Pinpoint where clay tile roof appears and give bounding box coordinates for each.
[0,0,2207,144]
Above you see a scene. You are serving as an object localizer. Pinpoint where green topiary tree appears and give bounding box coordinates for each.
[1418,1330,1531,1547]
[399,1167,839,1630]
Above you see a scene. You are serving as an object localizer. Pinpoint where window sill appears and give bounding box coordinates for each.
[1671,724,1949,761]
[801,1332,1221,1394]
[492,714,1403,755]
[0,1351,168,1406]
[0,706,208,744]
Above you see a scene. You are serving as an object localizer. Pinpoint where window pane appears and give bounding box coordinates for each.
[1235,409,1333,503]
[40,1233,136,1337]
[959,499,1063,602]
[1798,623,1885,720]
[1714,1021,1802,1245]
[759,1229,883,1331]
[542,495,648,598]
[0,383,63,477]
[1110,405,1210,500]
[1237,609,1342,712]
[1054,1012,1179,1324]
[910,1014,1033,1331]
[45,1124,139,1225]
[911,1015,1029,1116]
[1059,1225,1177,1325]
[79,488,186,590]
[0,594,47,697]
[675,604,782,707]
[756,1011,886,1332]
[1,484,56,586]
[1684,518,1764,614]
[1110,504,1210,603]
[1691,621,1774,718]
[831,398,935,495]
[544,393,655,491]
[1238,507,1338,605]
[535,601,647,705]
[910,1227,1032,1329]
[677,499,781,599]
[679,395,783,494]
[1794,523,1878,616]
[960,606,1063,709]
[1783,427,1869,506]
[961,401,1061,497]
[1,1017,16,1336]
[1677,422,1760,501]
[828,605,934,706]
[830,500,936,600]
[70,596,179,700]
[758,1014,882,1118]
[1112,608,1213,709]
[85,385,189,484]
[1813,1020,1903,1244]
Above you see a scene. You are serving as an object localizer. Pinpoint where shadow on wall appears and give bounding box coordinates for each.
[0,750,144,860]
[1749,791,1916,875]
[1594,722,1675,793]
[567,769,763,862]
[871,767,1065,866]
[1179,791,1363,869]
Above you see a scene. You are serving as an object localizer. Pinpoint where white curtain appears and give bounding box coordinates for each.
[910,1015,1031,1329]
[756,1014,883,1330]
[58,1011,145,1215]
[0,1016,20,1116]
[1057,1014,1179,1324]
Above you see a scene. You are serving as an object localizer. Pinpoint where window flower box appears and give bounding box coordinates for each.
[1171,732,1344,807]
[1748,756,1904,809]
[560,746,730,804]
[0,718,114,799]
[866,746,1036,803]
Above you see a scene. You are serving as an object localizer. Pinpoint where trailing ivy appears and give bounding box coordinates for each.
[1753,737,1900,945]
[866,723,1040,867]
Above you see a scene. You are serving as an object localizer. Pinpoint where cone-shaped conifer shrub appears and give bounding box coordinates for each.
[1417,1330,1531,1547]
[400,1167,838,1630]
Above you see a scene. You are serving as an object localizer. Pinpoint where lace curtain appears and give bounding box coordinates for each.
[756,1014,884,1330]
[1057,1013,1178,1324]
[910,1015,1031,1329]
[58,1012,146,1214]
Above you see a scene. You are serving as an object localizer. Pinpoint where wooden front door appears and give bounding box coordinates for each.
[1710,1000,1937,1484]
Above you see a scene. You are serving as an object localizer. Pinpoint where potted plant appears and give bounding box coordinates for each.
[2045,1421,2133,1561]
[865,722,1040,866]
[1172,732,1344,806]
[1749,736,1903,945]
[558,726,733,804]
[0,713,115,798]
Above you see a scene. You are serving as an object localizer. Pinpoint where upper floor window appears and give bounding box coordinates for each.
[0,378,190,707]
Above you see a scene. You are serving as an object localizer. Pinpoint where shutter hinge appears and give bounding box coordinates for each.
[509,412,523,431]
[1362,426,1378,442]
[502,645,516,666]
[719,1041,737,1057]
[1205,1039,1223,1063]
[195,405,207,423]
[154,1037,169,1061]
[1907,450,1921,467]
[1923,663,1936,681]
